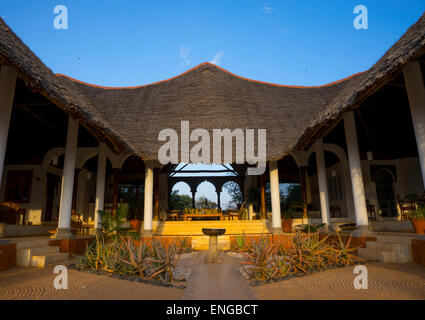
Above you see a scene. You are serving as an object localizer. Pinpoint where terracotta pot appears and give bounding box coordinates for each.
[282,219,293,233]
[129,219,141,231]
[411,218,425,234]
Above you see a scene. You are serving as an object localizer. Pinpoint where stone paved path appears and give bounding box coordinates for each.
[254,262,425,300]
[0,264,183,300]
[1,254,425,300]
[180,251,257,300]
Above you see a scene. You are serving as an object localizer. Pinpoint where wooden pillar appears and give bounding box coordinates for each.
[404,61,425,189]
[191,190,196,209]
[71,168,80,215]
[56,117,78,239]
[112,168,120,215]
[153,168,160,221]
[269,160,282,233]
[135,184,140,219]
[94,143,107,233]
[143,161,154,235]
[299,166,308,220]
[344,111,369,233]
[0,65,16,187]
[216,187,221,210]
[315,139,332,230]
[260,174,266,220]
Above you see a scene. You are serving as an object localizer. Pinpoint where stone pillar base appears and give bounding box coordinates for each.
[0,223,5,238]
[321,224,335,234]
[142,229,153,237]
[272,227,283,234]
[91,228,103,236]
[204,235,222,263]
[351,225,374,237]
[54,228,75,239]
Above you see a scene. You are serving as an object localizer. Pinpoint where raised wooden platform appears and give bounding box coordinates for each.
[155,220,269,250]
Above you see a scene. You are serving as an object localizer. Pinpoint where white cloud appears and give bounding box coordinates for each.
[179,46,191,66]
[263,4,273,14]
[210,50,224,65]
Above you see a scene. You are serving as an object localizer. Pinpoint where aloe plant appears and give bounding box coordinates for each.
[293,223,325,233]
[241,235,279,281]
[176,237,192,254]
[230,233,247,252]
[240,231,361,282]
[118,235,149,275]
[146,239,181,283]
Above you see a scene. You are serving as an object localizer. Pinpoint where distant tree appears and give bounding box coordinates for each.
[281,184,303,218]
[223,181,242,209]
[195,196,217,209]
[169,190,192,210]
[286,184,301,203]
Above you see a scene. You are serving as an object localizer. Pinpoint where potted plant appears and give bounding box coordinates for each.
[129,218,141,231]
[409,207,425,234]
[282,211,294,233]
[280,197,304,233]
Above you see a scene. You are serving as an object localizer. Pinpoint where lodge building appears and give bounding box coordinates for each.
[0,13,424,251]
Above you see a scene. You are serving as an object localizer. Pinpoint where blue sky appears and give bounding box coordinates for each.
[1,1,424,207]
[1,1,425,87]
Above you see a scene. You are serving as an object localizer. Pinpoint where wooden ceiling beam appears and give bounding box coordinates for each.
[18,105,56,129]
[14,102,55,107]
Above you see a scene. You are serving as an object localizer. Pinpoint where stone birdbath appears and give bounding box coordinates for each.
[202,228,226,263]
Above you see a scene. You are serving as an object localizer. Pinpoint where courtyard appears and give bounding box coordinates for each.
[1,253,425,300]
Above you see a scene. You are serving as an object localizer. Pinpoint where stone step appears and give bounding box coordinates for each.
[377,251,398,263]
[357,247,378,261]
[159,230,267,235]
[158,222,266,228]
[366,241,410,251]
[376,235,416,244]
[362,240,413,263]
[191,236,230,250]
[161,228,267,231]
[158,224,267,229]
[16,246,60,267]
[160,227,266,230]
[377,246,413,263]
[159,221,265,224]
[13,238,50,249]
[32,252,69,268]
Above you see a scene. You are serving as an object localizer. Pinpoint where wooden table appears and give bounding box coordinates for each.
[183,213,223,221]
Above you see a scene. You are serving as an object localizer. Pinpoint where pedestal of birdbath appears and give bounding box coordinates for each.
[202,228,226,263]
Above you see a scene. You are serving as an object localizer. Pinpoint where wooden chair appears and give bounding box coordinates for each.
[0,202,26,225]
[167,210,179,221]
[397,195,416,221]
[367,204,377,221]
[222,209,230,220]
[228,201,246,220]
[70,212,83,235]
[330,206,341,218]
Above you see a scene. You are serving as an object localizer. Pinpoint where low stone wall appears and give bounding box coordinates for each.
[411,239,425,266]
[138,236,192,248]
[0,223,55,238]
[0,240,16,271]
[228,233,376,256]
[49,236,95,257]
[371,220,415,233]
[320,233,377,255]
[229,234,295,250]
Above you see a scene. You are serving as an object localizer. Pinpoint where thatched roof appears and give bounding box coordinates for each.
[0,19,130,154]
[1,12,425,163]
